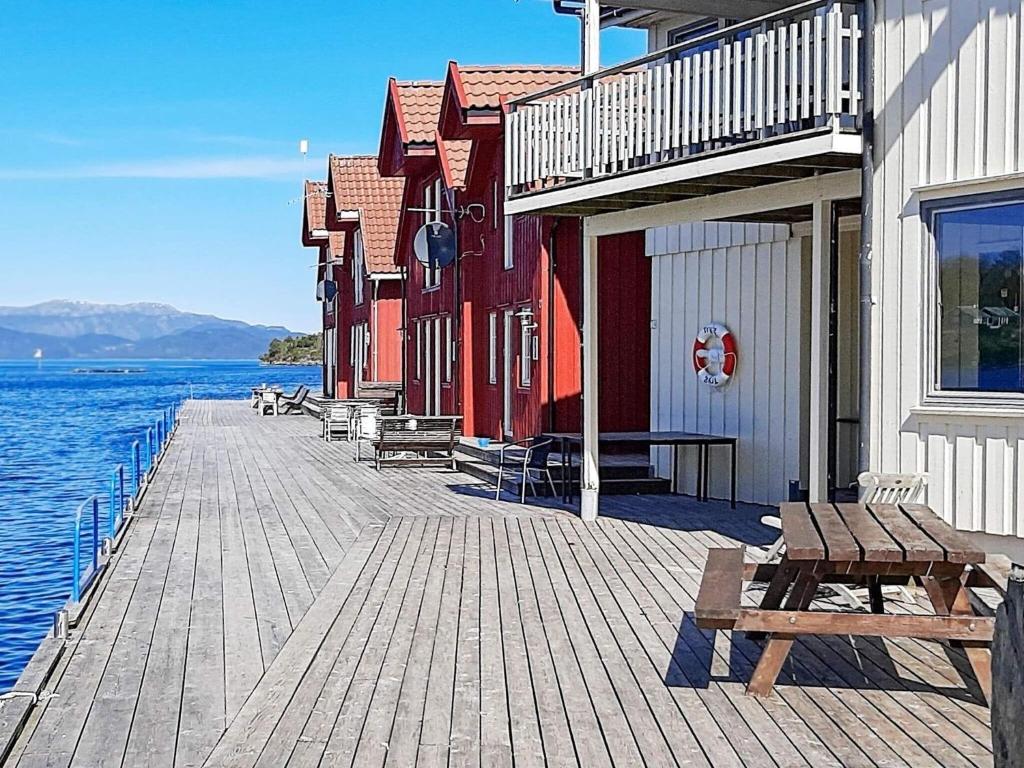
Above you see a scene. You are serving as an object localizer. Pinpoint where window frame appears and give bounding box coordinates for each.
[503,215,514,271]
[352,229,365,306]
[922,187,1024,409]
[414,320,422,381]
[518,312,532,388]
[488,312,497,384]
[422,178,443,291]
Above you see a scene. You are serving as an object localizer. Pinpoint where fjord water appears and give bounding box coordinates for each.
[0,359,321,690]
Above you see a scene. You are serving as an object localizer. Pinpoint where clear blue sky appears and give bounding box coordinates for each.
[0,1,643,333]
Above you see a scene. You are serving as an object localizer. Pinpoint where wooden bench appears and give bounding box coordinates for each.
[372,415,462,470]
[695,547,745,630]
[355,382,403,415]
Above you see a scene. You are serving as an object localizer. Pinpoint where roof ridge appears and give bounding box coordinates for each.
[457,64,579,72]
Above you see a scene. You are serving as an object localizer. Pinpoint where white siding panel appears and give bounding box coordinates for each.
[649,224,800,504]
[873,0,1024,541]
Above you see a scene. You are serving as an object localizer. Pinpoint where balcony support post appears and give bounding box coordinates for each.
[581,0,600,76]
[581,219,600,522]
[809,197,834,503]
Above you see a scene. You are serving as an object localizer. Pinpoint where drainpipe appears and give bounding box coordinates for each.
[548,219,559,431]
[858,0,876,476]
[372,279,379,381]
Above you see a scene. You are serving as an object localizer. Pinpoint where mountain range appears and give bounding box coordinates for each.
[0,301,299,359]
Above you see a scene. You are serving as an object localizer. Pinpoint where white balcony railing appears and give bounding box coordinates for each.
[505,0,864,198]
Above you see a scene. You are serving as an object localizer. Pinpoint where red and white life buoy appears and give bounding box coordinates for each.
[692,323,737,387]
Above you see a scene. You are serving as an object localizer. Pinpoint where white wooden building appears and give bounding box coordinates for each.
[506,0,1024,559]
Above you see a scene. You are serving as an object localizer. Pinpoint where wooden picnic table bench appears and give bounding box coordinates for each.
[372,415,462,470]
[696,501,994,699]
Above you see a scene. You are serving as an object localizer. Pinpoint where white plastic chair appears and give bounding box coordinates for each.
[353,404,380,461]
[757,472,928,609]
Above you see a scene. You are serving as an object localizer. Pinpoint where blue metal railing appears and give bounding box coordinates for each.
[72,496,100,603]
[68,400,183,606]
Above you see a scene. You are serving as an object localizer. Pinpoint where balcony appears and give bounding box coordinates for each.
[505,0,865,216]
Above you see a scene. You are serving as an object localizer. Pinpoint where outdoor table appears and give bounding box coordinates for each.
[701,501,994,699]
[258,388,283,416]
[543,431,737,508]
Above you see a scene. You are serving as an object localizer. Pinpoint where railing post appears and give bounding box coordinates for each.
[109,472,117,541]
[91,496,99,577]
[132,441,141,496]
[72,514,81,603]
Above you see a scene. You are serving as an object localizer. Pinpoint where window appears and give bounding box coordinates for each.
[353,230,365,305]
[519,314,532,387]
[422,179,443,290]
[415,320,422,380]
[363,323,371,370]
[488,312,497,384]
[349,325,356,366]
[668,18,720,50]
[931,195,1024,393]
[444,316,453,383]
[503,215,514,270]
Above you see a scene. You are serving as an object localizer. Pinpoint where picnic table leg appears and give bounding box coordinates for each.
[748,566,823,698]
[922,574,993,701]
[867,576,885,614]
[748,556,799,641]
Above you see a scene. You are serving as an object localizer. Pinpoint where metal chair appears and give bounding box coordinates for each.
[757,472,928,609]
[495,437,558,503]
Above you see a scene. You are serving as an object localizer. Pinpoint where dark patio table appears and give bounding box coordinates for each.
[542,431,737,508]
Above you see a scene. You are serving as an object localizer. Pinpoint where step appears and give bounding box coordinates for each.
[456,457,671,498]
[455,443,652,480]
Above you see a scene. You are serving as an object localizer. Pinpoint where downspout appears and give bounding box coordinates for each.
[858,0,876,476]
[548,219,560,432]
[401,266,408,407]
[450,187,461,416]
[372,279,380,381]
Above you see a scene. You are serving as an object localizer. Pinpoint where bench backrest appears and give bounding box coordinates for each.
[376,416,462,448]
[858,472,927,504]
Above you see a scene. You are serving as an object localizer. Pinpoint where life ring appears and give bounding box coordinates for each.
[692,323,737,387]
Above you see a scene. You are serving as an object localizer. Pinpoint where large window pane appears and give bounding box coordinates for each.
[936,200,1024,392]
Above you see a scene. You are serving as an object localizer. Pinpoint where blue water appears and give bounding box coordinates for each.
[0,359,321,691]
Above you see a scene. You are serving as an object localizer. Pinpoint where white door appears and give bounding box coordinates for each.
[502,309,514,437]
[424,320,434,416]
[433,317,443,416]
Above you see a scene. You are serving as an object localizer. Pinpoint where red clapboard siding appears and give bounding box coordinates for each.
[597,231,651,432]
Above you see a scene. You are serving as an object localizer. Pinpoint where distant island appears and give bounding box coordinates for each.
[260,333,322,365]
[0,300,306,360]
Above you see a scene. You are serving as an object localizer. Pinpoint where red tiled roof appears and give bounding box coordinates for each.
[452,64,579,110]
[328,155,405,274]
[328,232,346,259]
[394,81,445,144]
[302,180,328,245]
[438,135,471,189]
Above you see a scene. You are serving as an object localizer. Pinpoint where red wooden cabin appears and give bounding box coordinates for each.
[322,155,405,399]
[378,79,470,419]
[300,180,343,397]
[378,68,652,440]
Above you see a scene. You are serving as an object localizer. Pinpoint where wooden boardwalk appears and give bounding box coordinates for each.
[5,401,993,767]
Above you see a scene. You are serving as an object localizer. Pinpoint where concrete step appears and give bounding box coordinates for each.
[455,442,653,480]
[455,456,672,498]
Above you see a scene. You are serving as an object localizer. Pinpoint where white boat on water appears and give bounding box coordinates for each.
[32,348,43,360]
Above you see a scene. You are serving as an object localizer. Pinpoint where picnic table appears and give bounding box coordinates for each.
[696,501,994,699]
[544,431,737,508]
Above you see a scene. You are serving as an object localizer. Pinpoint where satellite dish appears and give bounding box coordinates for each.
[316,280,338,303]
[413,221,457,270]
